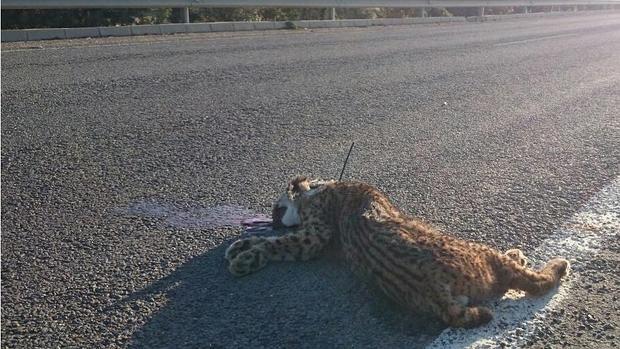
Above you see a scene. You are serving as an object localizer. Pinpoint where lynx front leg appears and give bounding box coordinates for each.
[510,258,570,296]
[228,247,268,276]
[227,221,333,277]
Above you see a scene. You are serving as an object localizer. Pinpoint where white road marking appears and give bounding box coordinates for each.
[428,177,620,349]
[494,33,578,46]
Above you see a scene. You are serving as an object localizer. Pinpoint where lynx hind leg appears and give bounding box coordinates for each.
[446,305,494,328]
[505,248,528,267]
[438,301,493,328]
[432,285,493,328]
[510,258,570,296]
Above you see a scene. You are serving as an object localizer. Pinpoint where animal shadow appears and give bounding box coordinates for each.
[125,241,444,348]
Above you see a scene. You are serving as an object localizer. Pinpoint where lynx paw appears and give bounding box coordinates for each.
[225,237,265,262]
[505,248,528,267]
[228,248,268,277]
[546,258,570,279]
[447,306,493,328]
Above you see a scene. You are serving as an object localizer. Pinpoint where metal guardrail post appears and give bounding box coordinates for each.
[478,6,485,16]
[331,7,336,20]
[524,6,529,13]
[183,7,190,23]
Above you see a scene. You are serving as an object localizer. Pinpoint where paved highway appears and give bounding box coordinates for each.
[2,12,620,348]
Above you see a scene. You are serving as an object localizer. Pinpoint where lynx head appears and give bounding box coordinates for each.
[271,176,334,228]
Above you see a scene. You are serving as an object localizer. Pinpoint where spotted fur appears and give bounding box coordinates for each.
[225,176,569,328]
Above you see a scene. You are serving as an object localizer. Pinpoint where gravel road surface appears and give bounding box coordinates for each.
[2,12,620,348]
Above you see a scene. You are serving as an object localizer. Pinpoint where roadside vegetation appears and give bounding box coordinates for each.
[1,6,610,29]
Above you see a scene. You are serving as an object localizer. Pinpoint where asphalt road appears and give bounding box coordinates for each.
[2,12,620,348]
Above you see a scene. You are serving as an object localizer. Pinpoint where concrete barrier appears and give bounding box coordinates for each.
[466,9,609,22]
[209,22,235,32]
[253,21,276,30]
[1,10,617,42]
[185,23,212,33]
[160,24,187,34]
[232,22,255,31]
[99,26,132,37]
[381,18,406,25]
[290,20,321,28]
[1,30,28,42]
[272,21,289,29]
[130,25,162,36]
[65,27,100,39]
[340,19,372,27]
[26,28,65,41]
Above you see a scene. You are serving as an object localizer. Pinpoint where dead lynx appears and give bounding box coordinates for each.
[225,177,569,328]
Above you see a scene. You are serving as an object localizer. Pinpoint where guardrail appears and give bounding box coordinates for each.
[3,0,620,8]
[2,0,618,41]
[5,9,618,42]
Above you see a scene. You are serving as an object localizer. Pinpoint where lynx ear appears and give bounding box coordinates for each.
[287,176,311,199]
